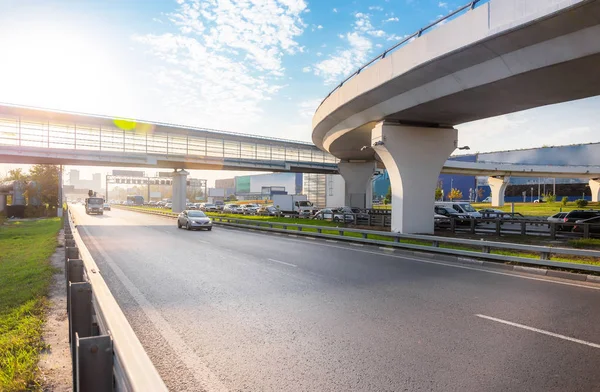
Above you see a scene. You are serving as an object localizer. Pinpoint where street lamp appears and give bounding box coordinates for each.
[531,187,534,203]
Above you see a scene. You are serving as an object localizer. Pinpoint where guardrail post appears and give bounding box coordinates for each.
[432,240,439,247]
[65,247,79,281]
[450,218,456,233]
[584,224,590,239]
[70,282,92,389]
[540,252,550,260]
[317,228,322,233]
[550,223,556,240]
[482,245,491,253]
[298,226,303,232]
[353,215,357,225]
[76,334,113,392]
[338,230,344,236]
[521,222,526,236]
[65,238,76,248]
[362,232,367,239]
[269,223,273,228]
[66,259,85,313]
[283,225,287,230]
[470,218,476,234]
[368,215,372,226]
[495,220,501,236]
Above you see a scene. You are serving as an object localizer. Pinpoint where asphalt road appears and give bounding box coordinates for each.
[71,205,600,392]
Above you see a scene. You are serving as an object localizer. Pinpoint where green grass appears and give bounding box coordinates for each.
[376,201,599,217]
[0,218,61,392]
[569,238,600,249]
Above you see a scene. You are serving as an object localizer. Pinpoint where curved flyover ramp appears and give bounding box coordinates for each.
[312,0,600,233]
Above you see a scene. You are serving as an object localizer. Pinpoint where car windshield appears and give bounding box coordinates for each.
[298,201,313,207]
[204,204,215,207]
[459,204,476,212]
[187,211,207,217]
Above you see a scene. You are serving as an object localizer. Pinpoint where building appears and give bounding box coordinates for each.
[68,169,102,193]
[373,142,600,202]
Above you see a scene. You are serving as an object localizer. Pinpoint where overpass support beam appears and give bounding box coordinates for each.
[372,121,457,234]
[488,176,510,207]
[0,194,5,213]
[338,161,376,209]
[172,170,189,213]
[590,179,600,203]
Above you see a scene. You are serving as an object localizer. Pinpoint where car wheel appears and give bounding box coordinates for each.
[207,227,212,231]
[333,217,340,222]
[177,221,182,229]
[186,222,191,231]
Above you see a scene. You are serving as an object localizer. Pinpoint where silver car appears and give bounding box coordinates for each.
[177,210,213,231]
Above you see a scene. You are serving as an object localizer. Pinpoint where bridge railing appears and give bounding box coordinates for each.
[0,114,338,165]
[317,0,486,110]
[64,207,168,391]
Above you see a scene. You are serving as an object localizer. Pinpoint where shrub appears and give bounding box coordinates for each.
[448,188,462,201]
[561,196,568,206]
[544,193,556,203]
[575,199,588,208]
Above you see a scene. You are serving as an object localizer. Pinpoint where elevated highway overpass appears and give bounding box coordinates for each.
[312,0,600,233]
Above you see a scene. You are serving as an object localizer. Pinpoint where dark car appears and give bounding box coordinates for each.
[434,206,471,225]
[572,216,600,234]
[177,210,213,231]
[562,210,600,230]
[313,208,354,223]
[257,206,279,216]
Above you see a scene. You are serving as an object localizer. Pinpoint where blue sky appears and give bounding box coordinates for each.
[1,0,599,183]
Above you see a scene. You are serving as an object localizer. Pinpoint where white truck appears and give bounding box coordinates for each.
[272,195,317,216]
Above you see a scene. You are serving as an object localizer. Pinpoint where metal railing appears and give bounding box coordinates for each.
[64,207,168,391]
[114,205,600,275]
[317,0,486,110]
[0,112,338,166]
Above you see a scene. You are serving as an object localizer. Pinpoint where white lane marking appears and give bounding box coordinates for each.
[325,239,338,243]
[379,247,394,251]
[288,234,298,238]
[222,229,600,291]
[267,258,297,268]
[476,314,600,349]
[351,243,364,247]
[77,223,229,392]
[304,237,316,240]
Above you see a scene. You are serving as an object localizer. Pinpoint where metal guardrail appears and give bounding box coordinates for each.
[64,207,168,391]
[317,0,485,110]
[115,205,600,274]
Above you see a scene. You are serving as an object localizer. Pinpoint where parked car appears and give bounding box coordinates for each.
[478,208,508,219]
[103,203,111,211]
[571,216,600,234]
[257,206,279,216]
[240,204,260,215]
[177,210,212,231]
[335,206,369,220]
[223,204,241,214]
[313,208,354,223]
[547,212,568,230]
[434,206,471,225]
[164,203,172,209]
[481,197,492,203]
[215,200,224,211]
[435,202,482,219]
[562,210,600,230]
[201,203,219,212]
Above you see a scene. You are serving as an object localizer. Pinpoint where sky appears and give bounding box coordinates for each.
[0,0,599,185]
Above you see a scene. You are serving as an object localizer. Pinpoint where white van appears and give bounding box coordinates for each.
[434,201,482,219]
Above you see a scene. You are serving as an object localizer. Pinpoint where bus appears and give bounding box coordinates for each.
[127,195,144,206]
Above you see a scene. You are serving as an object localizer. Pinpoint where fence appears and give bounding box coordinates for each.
[64,207,168,391]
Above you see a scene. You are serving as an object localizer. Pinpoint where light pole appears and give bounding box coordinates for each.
[531,187,534,203]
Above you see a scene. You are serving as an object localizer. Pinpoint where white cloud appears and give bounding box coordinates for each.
[438,1,448,8]
[132,0,307,130]
[369,6,384,11]
[384,17,399,22]
[333,8,338,12]
[317,24,323,29]
[302,66,311,72]
[298,98,322,118]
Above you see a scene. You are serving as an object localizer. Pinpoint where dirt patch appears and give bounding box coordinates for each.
[38,231,72,392]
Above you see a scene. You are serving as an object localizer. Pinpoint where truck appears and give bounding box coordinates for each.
[85,197,104,215]
[271,195,317,216]
[126,195,144,206]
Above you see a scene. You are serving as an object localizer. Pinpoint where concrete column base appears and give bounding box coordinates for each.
[488,176,510,207]
[590,179,600,202]
[338,161,377,209]
[0,194,5,213]
[372,121,457,234]
[172,170,189,213]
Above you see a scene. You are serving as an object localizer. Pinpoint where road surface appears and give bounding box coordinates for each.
[71,205,600,392]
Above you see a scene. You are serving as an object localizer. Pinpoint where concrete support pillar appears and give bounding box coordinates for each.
[372,121,457,234]
[488,176,510,207]
[172,170,188,213]
[0,194,5,213]
[590,179,600,202]
[57,165,63,218]
[338,161,377,209]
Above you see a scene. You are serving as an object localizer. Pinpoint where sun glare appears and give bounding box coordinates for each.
[0,22,128,115]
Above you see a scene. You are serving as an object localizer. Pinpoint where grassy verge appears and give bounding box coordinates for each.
[118,205,600,268]
[375,202,600,217]
[0,218,62,391]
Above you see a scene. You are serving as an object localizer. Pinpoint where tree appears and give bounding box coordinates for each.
[435,187,443,201]
[544,193,556,203]
[384,186,392,204]
[3,168,29,182]
[28,164,59,207]
[448,188,463,201]
[561,196,569,206]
